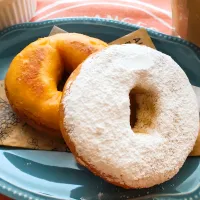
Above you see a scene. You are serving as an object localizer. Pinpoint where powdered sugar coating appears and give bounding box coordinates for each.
[61,44,199,188]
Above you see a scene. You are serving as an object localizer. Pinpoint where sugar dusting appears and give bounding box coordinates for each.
[62,44,199,188]
[98,192,103,200]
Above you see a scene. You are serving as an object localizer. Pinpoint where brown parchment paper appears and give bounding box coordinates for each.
[49,25,67,35]
[0,26,199,156]
[109,28,155,49]
[0,81,68,151]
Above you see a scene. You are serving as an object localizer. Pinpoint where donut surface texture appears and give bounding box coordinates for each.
[5,33,107,137]
[60,44,199,188]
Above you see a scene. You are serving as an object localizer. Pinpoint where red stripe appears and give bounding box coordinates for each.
[31,1,172,34]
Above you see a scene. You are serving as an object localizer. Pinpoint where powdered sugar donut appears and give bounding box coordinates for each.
[60,44,199,188]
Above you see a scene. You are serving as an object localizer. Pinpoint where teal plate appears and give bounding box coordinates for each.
[0,18,200,200]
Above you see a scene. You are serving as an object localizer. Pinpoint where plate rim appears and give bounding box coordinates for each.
[0,17,200,200]
[1,17,200,58]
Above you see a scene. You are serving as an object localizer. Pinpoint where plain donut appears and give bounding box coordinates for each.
[5,33,107,137]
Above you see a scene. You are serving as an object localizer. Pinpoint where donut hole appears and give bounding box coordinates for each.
[129,88,157,133]
[129,91,138,129]
[57,71,70,91]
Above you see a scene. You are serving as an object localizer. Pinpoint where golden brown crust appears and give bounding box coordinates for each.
[5,85,61,138]
[5,33,108,138]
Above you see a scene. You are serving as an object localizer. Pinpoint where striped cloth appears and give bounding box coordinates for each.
[0,0,171,199]
[31,0,172,34]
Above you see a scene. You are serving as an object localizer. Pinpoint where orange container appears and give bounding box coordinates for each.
[172,0,200,47]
